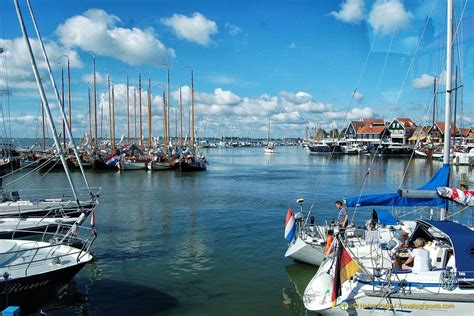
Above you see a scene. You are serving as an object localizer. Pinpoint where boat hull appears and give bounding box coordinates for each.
[285,235,325,266]
[118,161,147,171]
[0,261,89,313]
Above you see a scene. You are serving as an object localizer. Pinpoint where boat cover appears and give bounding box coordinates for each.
[412,220,474,275]
[372,210,398,225]
[346,164,450,207]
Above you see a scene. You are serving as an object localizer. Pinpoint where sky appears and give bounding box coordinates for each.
[0,0,473,140]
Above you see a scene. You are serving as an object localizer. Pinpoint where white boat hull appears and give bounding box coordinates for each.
[285,234,325,266]
[118,161,147,170]
[147,161,173,171]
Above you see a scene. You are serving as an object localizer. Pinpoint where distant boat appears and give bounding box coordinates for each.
[264,117,276,154]
[367,142,413,156]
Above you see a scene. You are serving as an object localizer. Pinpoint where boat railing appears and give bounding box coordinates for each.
[2,224,96,276]
[8,186,101,204]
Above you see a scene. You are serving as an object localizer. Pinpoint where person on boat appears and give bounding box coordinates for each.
[336,200,348,233]
[324,229,334,254]
[401,237,431,272]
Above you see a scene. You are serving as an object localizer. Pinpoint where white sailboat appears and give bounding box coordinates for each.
[303,1,473,314]
[264,117,276,153]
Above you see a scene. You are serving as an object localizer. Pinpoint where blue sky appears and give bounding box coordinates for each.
[0,0,473,139]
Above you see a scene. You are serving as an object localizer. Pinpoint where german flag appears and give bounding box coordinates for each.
[331,238,360,307]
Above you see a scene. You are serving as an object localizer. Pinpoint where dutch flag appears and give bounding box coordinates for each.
[284,207,296,241]
[106,156,119,166]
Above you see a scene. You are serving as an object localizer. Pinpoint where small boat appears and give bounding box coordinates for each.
[264,142,276,154]
[0,216,79,238]
[178,155,207,172]
[367,142,414,156]
[118,157,147,170]
[307,140,343,154]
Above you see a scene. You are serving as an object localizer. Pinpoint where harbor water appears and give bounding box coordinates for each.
[19,146,472,315]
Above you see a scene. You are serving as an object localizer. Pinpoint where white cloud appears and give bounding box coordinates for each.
[330,0,365,24]
[56,9,175,66]
[162,12,218,46]
[81,72,106,85]
[0,37,82,91]
[325,107,375,120]
[401,36,419,51]
[368,0,413,35]
[353,91,364,103]
[225,23,241,36]
[271,112,306,124]
[197,88,241,106]
[413,73,434,89]
[413,72,446,89]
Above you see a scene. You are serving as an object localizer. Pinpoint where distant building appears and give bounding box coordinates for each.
[356,125,389,141]
[387,117,418,144]
[426,122,461,142]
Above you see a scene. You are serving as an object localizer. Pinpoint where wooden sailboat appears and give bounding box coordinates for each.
[178,68,207,172]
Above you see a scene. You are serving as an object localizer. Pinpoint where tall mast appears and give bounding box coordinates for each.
[41,101,45,150]
[134,87,137,143]
[112,84,116,151]
[88,83,92,150]
[191,69,195,154]
[93,52,97,147]
[163,91,167,151]
[61,66,65,149]
[167,66,170,148]
[453,67,458,146]
[126,72,130,144]
[139,72,143,147]
[67,57,71,131]
[15,0,81,203]
[108,74,112,146]
[147,77,152,148]
[441,0,454,220]
[179,87,183,146]
[25,0,91,193]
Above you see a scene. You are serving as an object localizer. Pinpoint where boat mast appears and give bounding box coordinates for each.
[179,86,183,146]
[25,0,91,193]
[88,83,92,150]
[441,0,454,220]
[167,66,170,148]
[147,76,152,148]
[191,69,195,154]
[67,57,71,131]
[93,52,97,147]
[139,72,143,147]
[126,72,130,144]
[111,83,115,151]
[163,91,167,151]
[108,74,112,148]
[14,0,81,203]
[61,65,65,149]
[134,87,137,143]
[452,67,458,146]
[41,101,45,150]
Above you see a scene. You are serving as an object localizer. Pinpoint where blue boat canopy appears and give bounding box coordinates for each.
[372,210,398,225]
[346,164,450,207]
[410,220,474,275]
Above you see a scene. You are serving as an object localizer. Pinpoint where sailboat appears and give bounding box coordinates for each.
[0,1,99,312]
[264,117,276,153]
[303,1,474,314]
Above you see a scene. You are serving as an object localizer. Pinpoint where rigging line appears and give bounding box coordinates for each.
[307,32,380,217]
[3,155,55,186]
[376,25,398,91]
[350,0,437,214]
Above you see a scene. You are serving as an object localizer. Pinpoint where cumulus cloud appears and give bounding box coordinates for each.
[224,23,241,36]
[325,107,375,120]
[0,37,81,91]
[162,12,218,46]
[413,72,446,89]
[353,91,364,103]
[368,0,413,35]
[413,73,434,89]
[56,9,175,66]
[330,0,365,24]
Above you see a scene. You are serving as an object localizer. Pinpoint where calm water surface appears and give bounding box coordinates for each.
[21,146,472,315]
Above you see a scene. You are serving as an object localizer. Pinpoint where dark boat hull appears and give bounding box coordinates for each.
[178,159,207,172]
[0,261,88,313]
[91,159,116,171]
